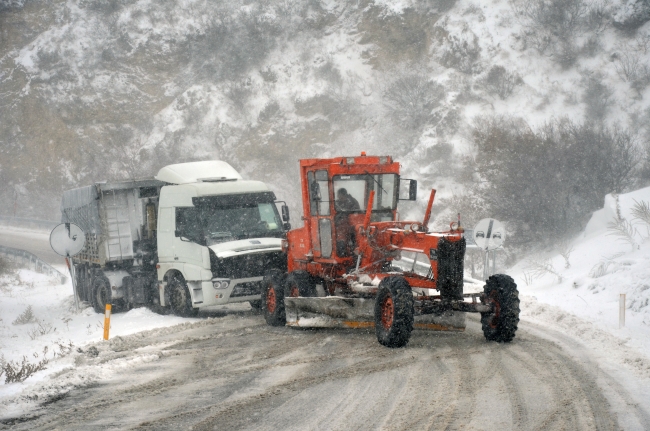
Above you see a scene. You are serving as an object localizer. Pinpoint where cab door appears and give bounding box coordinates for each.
[307,170,333,259]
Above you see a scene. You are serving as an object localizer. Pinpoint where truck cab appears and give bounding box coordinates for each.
[155,161,287,313]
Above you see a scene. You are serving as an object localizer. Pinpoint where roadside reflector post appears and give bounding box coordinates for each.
[619,294,626,328]
[103,304,112,340]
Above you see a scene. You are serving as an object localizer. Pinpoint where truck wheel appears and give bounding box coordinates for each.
[168,275,199,317]
[92,276,112,314]
[481,274,520,342]
[284,270,317,298]
[262,270,286,326]
[374,276,414,348]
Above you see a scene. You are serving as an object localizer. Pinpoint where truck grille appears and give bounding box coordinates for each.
[437,237,466,300]
[211,251,287,279]
[230,281,263,297]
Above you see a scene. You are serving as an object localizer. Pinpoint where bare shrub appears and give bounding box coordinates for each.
[529,260,563,283]
[2,351,49,383]
[559,241,574,269]
[12,305,35,325]
[0,256,13,275]
[614,49,650,92]
[468,117,640,247]
[484,65,522,99]
[28,320,57,340]
[582,73,613,121]
[512,0,609,64]
[631,199,650,237]
[383,72,445,130]
[437,31,481,74]
[607,218,639,250]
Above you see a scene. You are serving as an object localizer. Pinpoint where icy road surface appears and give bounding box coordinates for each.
[3,312,649,431]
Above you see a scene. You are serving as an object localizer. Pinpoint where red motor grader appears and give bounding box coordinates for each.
[262,153,519,347]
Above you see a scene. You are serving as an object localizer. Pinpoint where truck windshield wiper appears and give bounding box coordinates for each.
[364,171,387,195]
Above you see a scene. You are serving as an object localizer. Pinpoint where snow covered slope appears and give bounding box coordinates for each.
[512,185,650,378]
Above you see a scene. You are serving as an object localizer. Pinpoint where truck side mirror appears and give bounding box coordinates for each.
[409,180,417,200]
[399,179,417,201]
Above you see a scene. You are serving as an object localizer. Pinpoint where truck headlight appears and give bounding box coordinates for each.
[212,279,230,289]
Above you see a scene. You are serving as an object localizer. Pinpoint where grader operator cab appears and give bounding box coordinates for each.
[262,153,519,347]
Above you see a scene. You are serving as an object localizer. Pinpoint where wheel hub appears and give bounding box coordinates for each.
[267,286,277,313]
[380,296,394,329]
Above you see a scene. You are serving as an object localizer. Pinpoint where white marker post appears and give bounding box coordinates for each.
[619,294,626,328]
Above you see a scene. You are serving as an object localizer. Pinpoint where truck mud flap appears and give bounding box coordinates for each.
[285,297,465,331]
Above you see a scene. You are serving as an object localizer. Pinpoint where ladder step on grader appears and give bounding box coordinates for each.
[262,154,519,348]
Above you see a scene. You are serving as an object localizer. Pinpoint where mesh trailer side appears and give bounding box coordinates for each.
[61,185,103,265]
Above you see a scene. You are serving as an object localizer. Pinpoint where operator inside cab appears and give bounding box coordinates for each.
[335,188,360,212]
[334,188,360,258]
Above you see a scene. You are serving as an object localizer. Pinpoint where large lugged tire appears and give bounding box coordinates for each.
[374,276,414,348]
[168,274,199,317]
[262,270,286,326]
[481,274,520,342]
[92,275,112,314]
[284,270,317,298]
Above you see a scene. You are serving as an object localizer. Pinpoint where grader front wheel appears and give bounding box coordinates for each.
[481,274,520,342]
[374,276,414,348]
[263,270,286,326]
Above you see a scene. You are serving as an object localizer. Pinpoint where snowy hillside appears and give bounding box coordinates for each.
[2,0,650,223]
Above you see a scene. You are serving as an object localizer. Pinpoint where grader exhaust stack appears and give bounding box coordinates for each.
[262,154,520,348]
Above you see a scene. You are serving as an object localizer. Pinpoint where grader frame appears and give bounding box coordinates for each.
[262,153,519,347]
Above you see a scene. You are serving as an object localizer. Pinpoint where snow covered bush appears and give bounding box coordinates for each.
[611,0,650,31]
[512,0,610,67]
[11,306,35,325]
[483,65,522,100]
[383,72,446,130]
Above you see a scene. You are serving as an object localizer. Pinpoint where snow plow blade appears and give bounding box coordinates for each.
[284,297,465,331]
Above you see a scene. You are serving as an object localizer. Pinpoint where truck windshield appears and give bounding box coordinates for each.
[193,193,284,246]
[333,174,398,213]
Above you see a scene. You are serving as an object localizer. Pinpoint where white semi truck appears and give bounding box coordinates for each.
[60,161,289,316]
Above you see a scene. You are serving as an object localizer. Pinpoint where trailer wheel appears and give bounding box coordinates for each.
[285,271,317,298]
[92,276,112,314]
[262,270,286,326]
[374,276,414,348]
[168,275,198,317]
[481,274,519,342]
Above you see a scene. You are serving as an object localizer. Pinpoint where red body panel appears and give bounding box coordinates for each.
[286,154,464,292]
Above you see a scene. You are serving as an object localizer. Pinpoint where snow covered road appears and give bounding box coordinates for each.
[3,311,648,431]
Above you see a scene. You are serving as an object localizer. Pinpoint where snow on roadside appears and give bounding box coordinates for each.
[510,186,650,379]
[0,267,200,406]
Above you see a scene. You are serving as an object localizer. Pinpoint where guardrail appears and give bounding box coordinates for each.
[0,245,68,284]
[0,215,59,231]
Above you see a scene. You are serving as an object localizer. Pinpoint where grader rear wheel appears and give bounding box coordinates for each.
[374,276,414,348]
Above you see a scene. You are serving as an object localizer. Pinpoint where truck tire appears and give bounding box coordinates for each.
[92,275,112,314]
[480,274,519,342]
[374,276,414,348]
[284,270,317,298]
[262,270,286,326]
[168,275,199,317]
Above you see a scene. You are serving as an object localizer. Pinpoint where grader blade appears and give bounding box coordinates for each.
[284,297,465,331]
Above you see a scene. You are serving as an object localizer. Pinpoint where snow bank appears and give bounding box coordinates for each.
[512,185,650,374]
